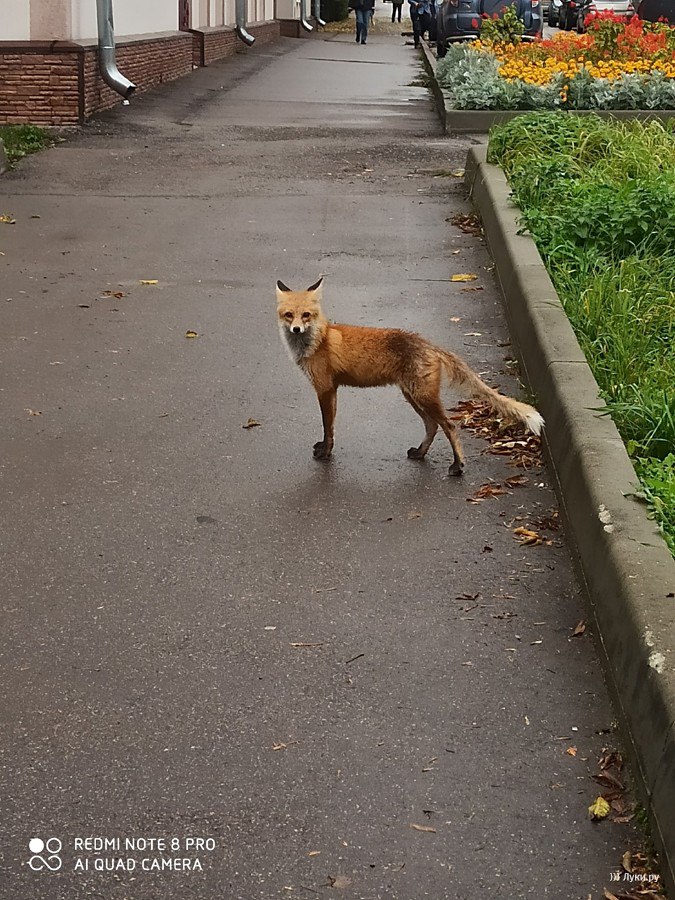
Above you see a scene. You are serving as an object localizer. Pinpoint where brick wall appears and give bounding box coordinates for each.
[82,33,194,118]
[0,23,281,126]
[0,45,81,126]
[192,21,281,67]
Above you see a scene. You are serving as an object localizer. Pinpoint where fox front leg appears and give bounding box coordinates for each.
[314,389,337,460]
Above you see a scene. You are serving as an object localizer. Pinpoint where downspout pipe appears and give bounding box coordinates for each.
[300,0,315,31]
[96,0,135,100]
[314,0,327,26]
[235,0,256,45]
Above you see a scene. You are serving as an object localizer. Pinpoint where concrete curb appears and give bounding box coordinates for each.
[420,40,675,132]
[465,145,675,891]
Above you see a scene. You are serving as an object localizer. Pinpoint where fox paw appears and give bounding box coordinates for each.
[407,446,426,460]
[313,441,332,460]
[448,459,465,477]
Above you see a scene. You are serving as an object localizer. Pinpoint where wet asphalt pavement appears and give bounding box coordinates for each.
[0,25,637,900]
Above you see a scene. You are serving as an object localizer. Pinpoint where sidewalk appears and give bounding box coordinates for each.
[0,31,643,899]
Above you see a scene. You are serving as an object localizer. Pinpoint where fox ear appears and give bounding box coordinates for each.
[276,280,292,293]
[306,276,324,294]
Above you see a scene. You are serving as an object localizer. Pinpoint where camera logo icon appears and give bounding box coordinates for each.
[28,837,62,872]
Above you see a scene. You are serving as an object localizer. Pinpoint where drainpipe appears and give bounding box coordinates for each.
[96,0,135,100]
[300,0,314,30]
[235,0,256,45]
[314,0,326,26]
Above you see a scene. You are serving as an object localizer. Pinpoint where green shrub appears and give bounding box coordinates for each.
[0,125,52,164]
[489,114,675,553]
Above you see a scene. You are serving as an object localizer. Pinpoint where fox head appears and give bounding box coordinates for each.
[276,277,326,362]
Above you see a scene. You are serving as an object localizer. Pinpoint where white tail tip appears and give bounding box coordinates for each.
[524,409,544,436]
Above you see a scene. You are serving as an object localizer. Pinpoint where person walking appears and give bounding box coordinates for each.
[350,0,375,43]
[391,0,404,23]
[408,0,431,46]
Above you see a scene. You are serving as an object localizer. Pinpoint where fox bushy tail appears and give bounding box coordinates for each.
[439,350,544,436]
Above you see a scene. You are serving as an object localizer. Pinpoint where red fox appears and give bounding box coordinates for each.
[276,277,544,476]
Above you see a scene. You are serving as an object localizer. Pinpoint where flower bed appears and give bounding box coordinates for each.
[487,113,675,554]
[436,13,675,109]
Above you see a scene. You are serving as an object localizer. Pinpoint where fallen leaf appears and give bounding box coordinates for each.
[139,279,158,285]
[460,287,484,293]
[451,273,478,282]
[504,475,529,488]
[450,168,465,177]
[468,481,507,502]
[78,304,90,308]
[572,621,587,637]
[410,823,436,833]
[603,891,619,900]
[622,851,633,873]
[0,214,16,224]
[566,746,578,757]
[185,330,199,338]
[589,796,611,821]
[513,526,545,546]
[326,874,351,888]
[594,770,625,792]
[24,408,42,416]
[449,213,483,236]
[308,850,321,857]
[242,418,261,429]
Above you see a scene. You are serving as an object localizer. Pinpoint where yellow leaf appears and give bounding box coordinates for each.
[0,214,16,224]
[242,418,262,429]
[185,330,199,339]
[451,273,478,282]
[566,746,577,757]
[588,796,611,820]
[139,279,158,285]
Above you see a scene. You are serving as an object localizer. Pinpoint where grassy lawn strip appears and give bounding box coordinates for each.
[488,113,675,554]
[0,125,53,165]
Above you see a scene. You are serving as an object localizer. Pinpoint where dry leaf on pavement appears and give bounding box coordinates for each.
[513,527,546,546]
[572,621,586,637]
[589,796,611,820]
[451,273,478,282]
[139,279,158,285]
[243,418,262,429]
[449,213,483,236]
[410,823,436,833]
[467,481,507,503]
[185,330,199,338]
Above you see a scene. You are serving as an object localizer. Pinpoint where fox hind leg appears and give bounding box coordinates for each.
[402,391,438,460]
[414,396,465,476]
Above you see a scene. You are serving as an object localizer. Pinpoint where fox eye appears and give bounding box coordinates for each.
[301,312,311,320]
[284,312,293,320]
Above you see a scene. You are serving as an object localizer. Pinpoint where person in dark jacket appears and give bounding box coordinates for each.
[349,0,375,43]
[408,0,431,46]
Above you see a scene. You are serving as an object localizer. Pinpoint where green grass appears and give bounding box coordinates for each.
[0,125,53,165]
[488,113,675,554]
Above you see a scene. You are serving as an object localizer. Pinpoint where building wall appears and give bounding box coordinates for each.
[2,0,32,40]
[70,0,179,41]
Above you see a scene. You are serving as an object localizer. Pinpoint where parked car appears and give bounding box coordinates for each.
[559,0,634,28]
[548,0,562,24]
[637,0,675,20]
[436,0,543,55]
